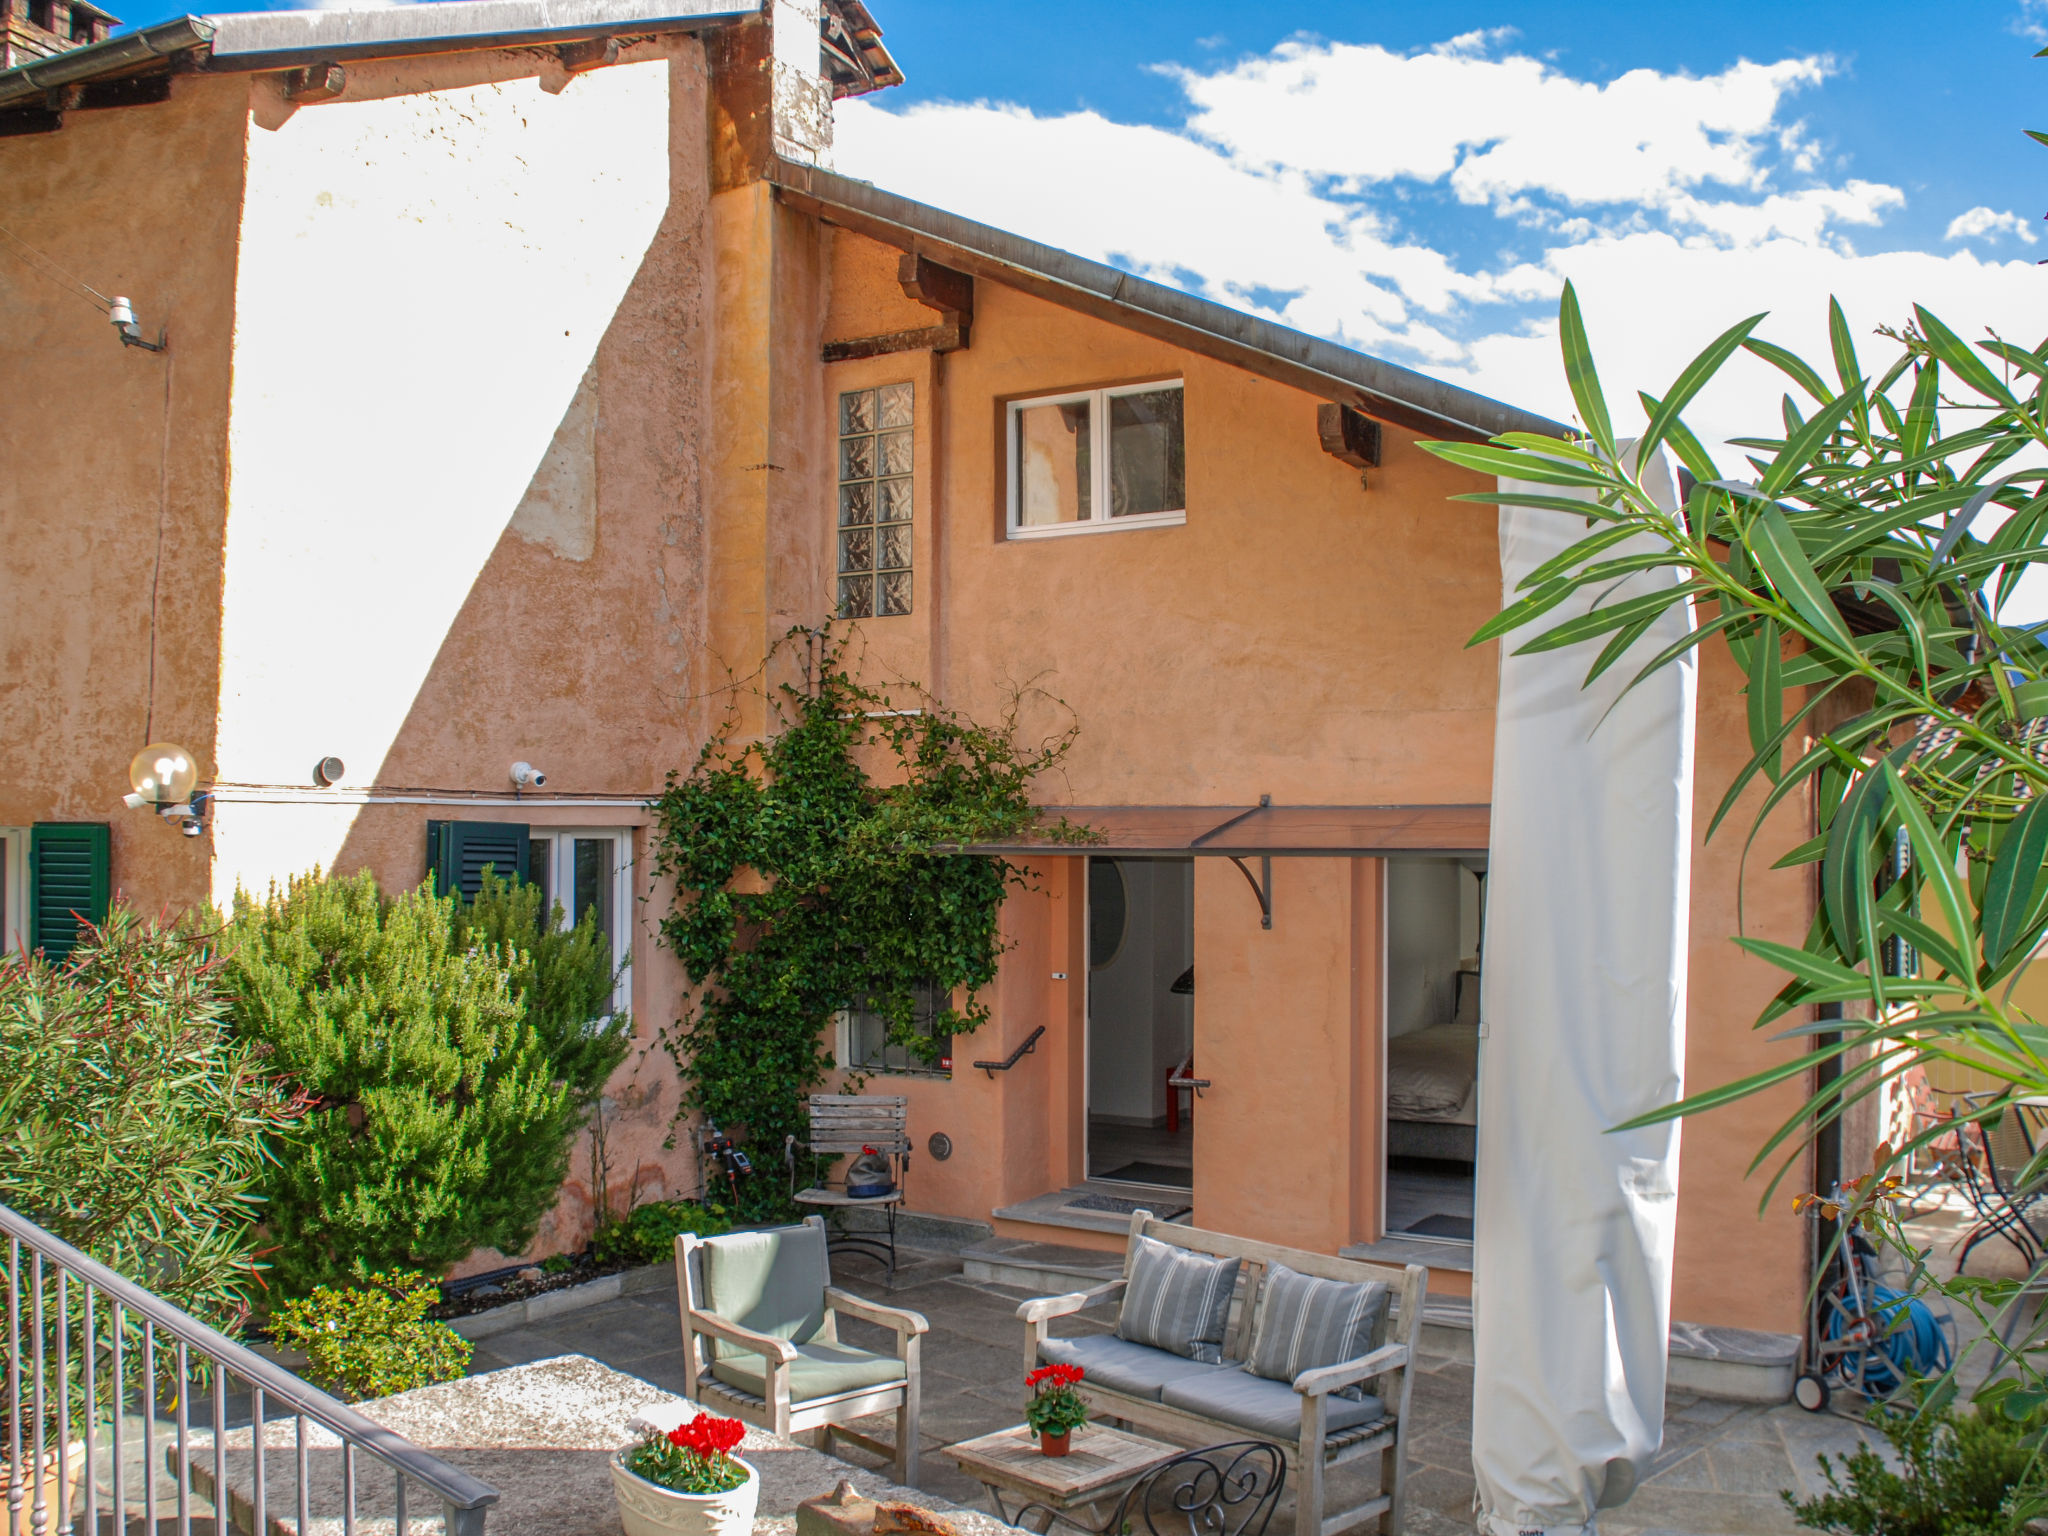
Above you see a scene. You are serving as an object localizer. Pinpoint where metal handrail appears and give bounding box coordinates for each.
[1,1200,499,1536]
[972,1024,1045,1078]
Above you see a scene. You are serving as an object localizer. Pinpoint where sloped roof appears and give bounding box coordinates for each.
[0,0,754,107]
[771,159,1569,444]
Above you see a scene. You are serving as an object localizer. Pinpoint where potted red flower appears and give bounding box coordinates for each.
[1024,1364,1089,1457]
[611,1413,759,1536]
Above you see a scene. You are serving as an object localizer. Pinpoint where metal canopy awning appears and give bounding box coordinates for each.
[951,801,1491,858]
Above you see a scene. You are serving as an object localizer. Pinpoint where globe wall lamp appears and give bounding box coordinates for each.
[124,742,207,836]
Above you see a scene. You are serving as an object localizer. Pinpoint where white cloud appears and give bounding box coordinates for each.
[1165,43,1830,210]
[1945,205,2040,244]
[835,31,2048,466]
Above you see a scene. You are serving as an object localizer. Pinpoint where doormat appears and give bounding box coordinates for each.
[1402,1214,1474,1241]
[1093,1162,1195,1189]
[1067,1192,1193,1220]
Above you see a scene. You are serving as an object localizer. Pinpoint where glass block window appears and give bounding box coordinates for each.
[837,382,914,619]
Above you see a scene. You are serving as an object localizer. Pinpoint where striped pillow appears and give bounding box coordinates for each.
[1247,1262,1389,1398]
[1114,1235,1241,1364]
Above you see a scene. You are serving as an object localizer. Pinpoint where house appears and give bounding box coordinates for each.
[0,0,1813,1393]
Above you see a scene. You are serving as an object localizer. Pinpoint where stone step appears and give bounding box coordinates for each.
[991,1184,1194,1240]
[960,1237,1124,1294]
[1410,1292,1798,1403]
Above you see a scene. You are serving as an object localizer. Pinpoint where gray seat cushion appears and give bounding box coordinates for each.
[710,1340,907,1404]
[1038,1334,1235,1401]
[1160,1367,1387,1440]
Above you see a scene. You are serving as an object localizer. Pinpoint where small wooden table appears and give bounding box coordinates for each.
[944,1424,1181,1534]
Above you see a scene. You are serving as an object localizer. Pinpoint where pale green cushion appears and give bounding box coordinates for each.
[699,1225,829,1360]
[710,1341,907,1403]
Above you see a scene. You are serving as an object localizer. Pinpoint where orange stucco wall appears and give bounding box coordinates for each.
[809,227,1810,1335]
[0,71,249,913]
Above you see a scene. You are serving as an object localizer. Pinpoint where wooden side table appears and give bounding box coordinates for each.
[943,1424,1181,1534]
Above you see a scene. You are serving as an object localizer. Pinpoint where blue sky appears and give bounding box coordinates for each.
[118,0,2048,456]
[867,0,2045,261]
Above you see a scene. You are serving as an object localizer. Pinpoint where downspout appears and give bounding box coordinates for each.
[927,347,946,702]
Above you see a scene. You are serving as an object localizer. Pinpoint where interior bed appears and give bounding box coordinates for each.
[1386,1020,1478,1163]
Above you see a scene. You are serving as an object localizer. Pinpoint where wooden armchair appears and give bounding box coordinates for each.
[677,1217,928,1485]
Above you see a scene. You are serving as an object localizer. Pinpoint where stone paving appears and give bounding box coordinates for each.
[464,1246,1884,1536]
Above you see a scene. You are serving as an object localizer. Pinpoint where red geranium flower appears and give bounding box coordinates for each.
[669,1414,747,1459]
[1026,1364,1084,1390]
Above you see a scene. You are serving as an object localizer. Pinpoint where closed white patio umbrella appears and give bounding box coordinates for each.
[1473,447,1696,1535]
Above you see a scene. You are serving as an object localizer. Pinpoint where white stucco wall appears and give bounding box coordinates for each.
[213,61,670,903]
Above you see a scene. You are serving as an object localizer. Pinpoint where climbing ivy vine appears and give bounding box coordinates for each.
[649,627,1082,1220]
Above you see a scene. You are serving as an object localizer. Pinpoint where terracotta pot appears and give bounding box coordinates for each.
[610,1453,760,1536]
[4,1441,86,1536]
[1038,1430,1071,1458]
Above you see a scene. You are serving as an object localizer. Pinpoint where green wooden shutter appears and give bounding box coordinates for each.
[29,822,110,961]
[427,820,530,902]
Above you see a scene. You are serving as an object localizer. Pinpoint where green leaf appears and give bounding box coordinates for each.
[1585,611,1663,684]
[1730,935,1866,989]
[1469,578,1578,648]
[1769,831,1829,869]
[1882,760,1981,997]
[1420,442,1619,487]
[1745,618,1784,780]
[1512,585,1705,655]
[1751,505,1858,653]
[1823,752,1899,950]
[1827,297,1871,442]
[1915,305,2021,408]
[1902,360,1942,461]
[1558,281,1615,455]
[1983,797,2048,968]
[1638,313,1765,471]
[1516,522,1647,591]
[1757,384,1864,499]
[1741,337,1831,403]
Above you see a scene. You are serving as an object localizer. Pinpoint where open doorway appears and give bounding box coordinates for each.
[1384,855,1486,1246]
[1086,856,1195,1190]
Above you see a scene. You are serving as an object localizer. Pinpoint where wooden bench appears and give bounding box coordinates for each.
[1017,1210,1426,1536]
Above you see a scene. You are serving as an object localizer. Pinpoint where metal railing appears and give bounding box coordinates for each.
[1,1202,499,1536]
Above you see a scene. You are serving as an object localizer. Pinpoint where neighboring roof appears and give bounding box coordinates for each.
[771,160,1570,444]
[0,0,757,107]
[952,804,1492,858]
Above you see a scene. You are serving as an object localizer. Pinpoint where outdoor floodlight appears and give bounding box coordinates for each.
[108,296,167,352]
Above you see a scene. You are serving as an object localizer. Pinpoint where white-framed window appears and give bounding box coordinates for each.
[1007,380,1185,538]
[838,980,952,1077]
[526,827,634,1016]
[0,828,27,958]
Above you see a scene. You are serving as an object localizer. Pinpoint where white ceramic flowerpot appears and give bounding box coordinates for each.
[610,1454,761,1536]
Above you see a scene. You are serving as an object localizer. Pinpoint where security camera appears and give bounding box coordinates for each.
[180,818,204,838]
[511,761,547,789]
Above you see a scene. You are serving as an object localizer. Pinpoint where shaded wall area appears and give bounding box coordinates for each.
[207,41,723,1262]
[0,72,251,916]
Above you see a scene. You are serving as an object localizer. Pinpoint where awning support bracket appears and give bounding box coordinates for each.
[1228,854,1273,930]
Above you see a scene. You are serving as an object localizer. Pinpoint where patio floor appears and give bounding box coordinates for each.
[463,1245,1883,1536]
